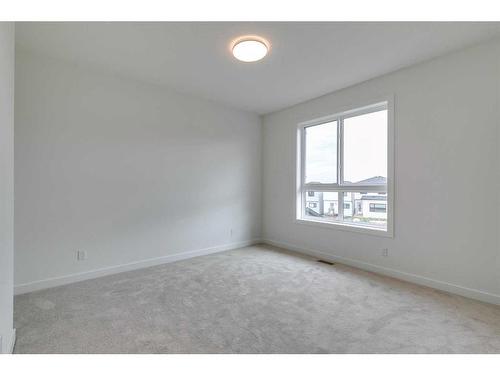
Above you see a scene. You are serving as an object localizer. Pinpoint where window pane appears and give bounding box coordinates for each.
[343,110,387,185]
[305,121,337,183]
[304,191,339,221]
[342,191,387,229]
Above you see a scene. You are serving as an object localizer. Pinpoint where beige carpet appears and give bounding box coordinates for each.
[14,245,500,353]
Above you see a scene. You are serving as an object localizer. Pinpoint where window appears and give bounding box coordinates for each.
[296,100,393,235]
[369,203,387,213]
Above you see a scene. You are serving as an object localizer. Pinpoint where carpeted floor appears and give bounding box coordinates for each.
[14,245,500,353]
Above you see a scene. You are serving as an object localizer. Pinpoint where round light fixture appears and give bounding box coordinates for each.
[231,36,269,62]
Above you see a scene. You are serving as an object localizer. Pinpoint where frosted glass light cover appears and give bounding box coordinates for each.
[232,39,268,62]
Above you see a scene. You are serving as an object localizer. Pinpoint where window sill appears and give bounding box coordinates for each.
[295,218,393,238]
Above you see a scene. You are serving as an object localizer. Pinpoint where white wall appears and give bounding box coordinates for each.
[13,35,500,306]
[14,50,262,290]
[262,39,500,304]
[0,23,15,353]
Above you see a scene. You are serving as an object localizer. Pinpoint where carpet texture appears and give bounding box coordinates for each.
[14,245,500,353]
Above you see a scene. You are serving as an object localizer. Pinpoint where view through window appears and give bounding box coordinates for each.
[298,102,390,232]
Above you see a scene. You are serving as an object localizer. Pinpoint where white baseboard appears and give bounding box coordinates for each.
[14,239,261,295]
[1,328,16,354]
[9,329,16,354]
[15,237,500,306]
[262,238,500,306]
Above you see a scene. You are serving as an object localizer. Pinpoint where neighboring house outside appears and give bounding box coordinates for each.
[305,176,387,226]
[359,194,387,220]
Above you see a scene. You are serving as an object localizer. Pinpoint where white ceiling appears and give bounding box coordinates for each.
[15,22,500,114]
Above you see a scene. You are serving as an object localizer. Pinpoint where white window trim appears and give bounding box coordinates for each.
[295,96,394,238]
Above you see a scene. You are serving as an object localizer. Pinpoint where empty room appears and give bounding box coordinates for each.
[1,14,500,363]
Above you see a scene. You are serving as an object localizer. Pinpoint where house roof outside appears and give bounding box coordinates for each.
[351,176,387,185]
[360,195,387,201]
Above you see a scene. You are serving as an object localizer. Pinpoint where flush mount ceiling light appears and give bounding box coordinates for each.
[231,36,270,62]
